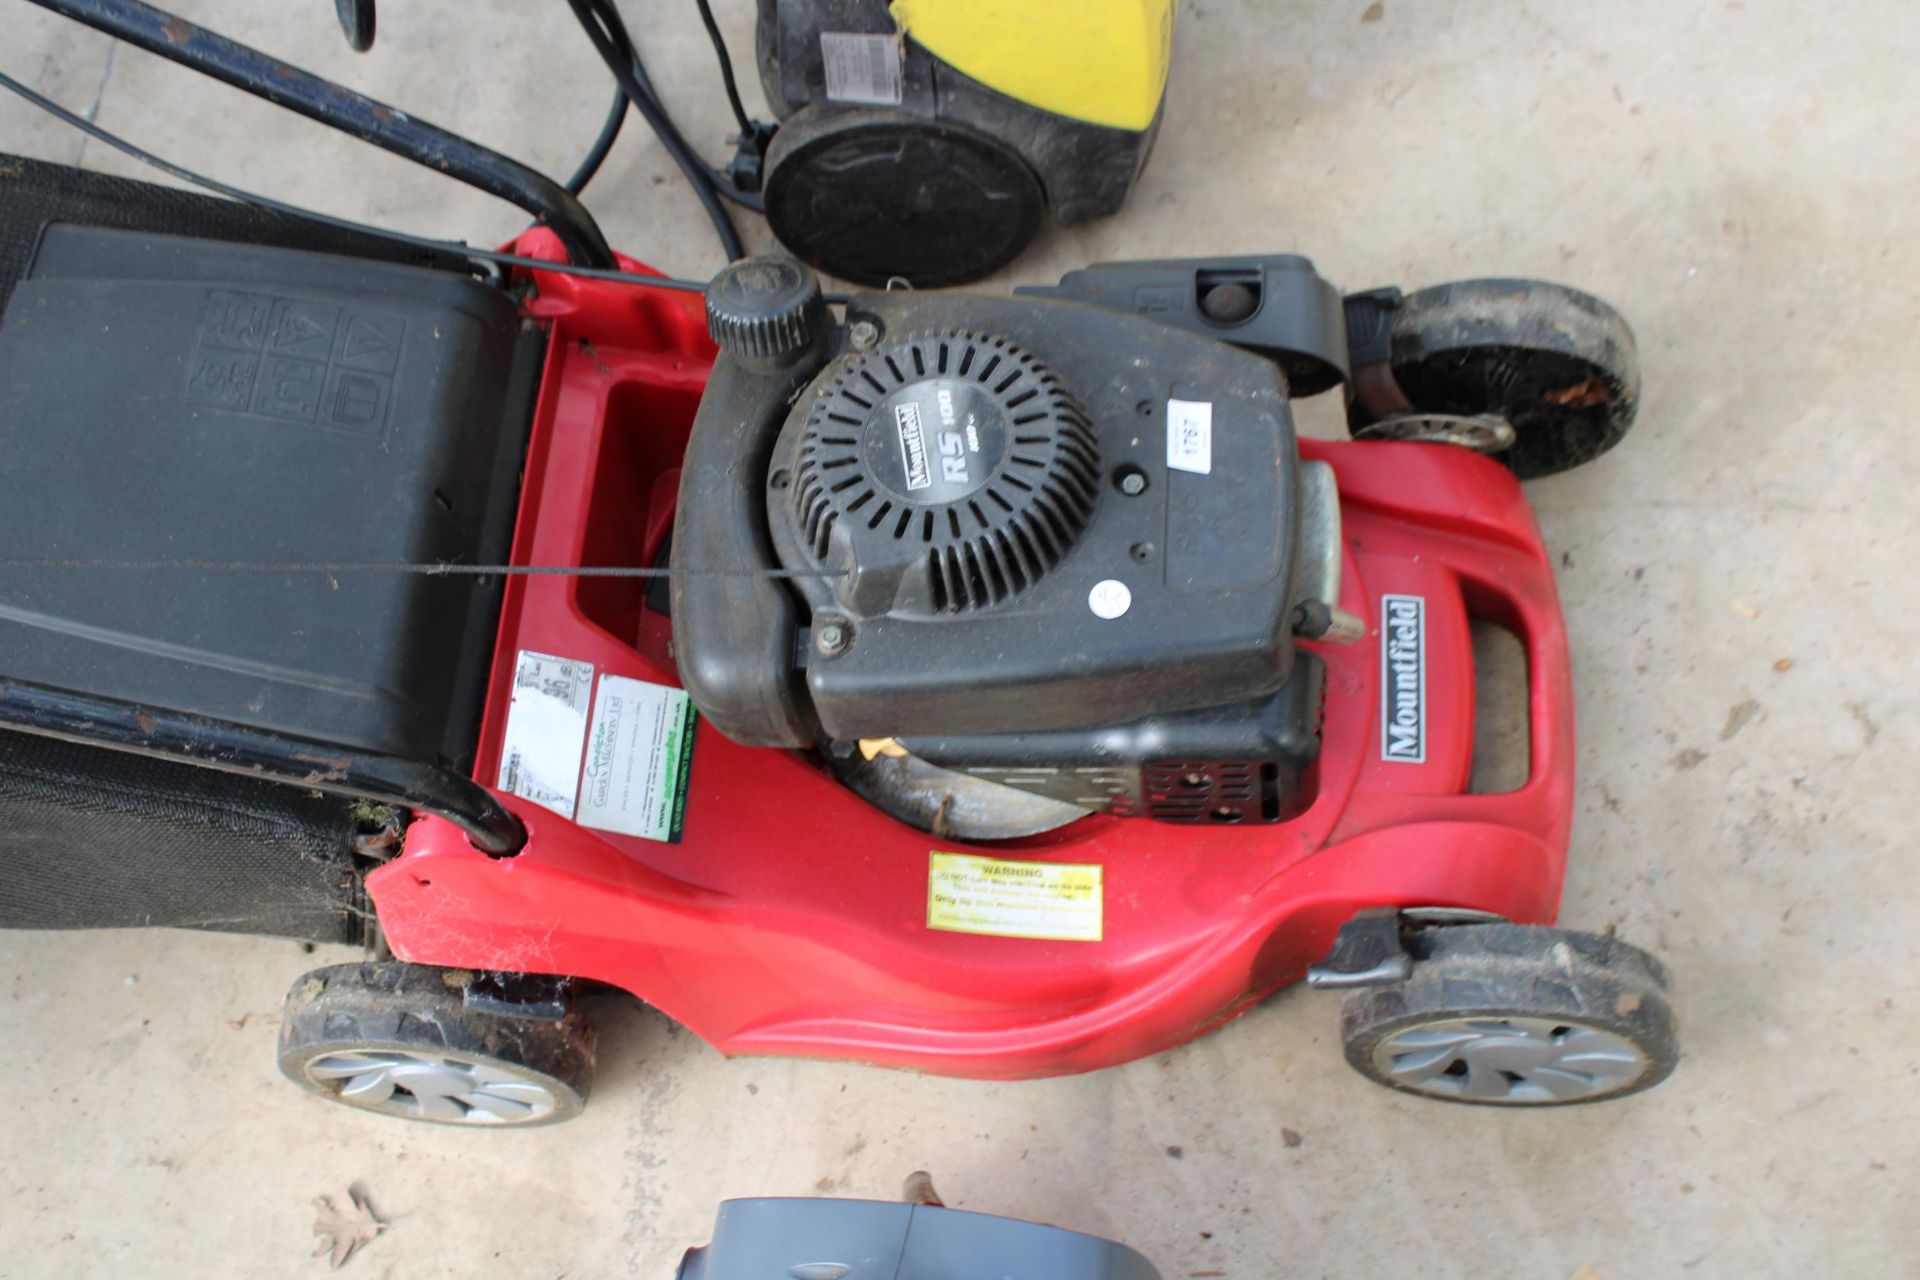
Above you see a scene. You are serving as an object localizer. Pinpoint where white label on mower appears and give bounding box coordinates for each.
[497,651,594,817]
[927,852,1103,942]
[578,676,698,843]
[1166,398,1213,474]
[821,32,903,105]
[1380,594,1428,764]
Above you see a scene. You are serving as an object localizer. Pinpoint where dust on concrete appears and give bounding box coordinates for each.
[1719,698,1761,740]
[1846,700,1880,746]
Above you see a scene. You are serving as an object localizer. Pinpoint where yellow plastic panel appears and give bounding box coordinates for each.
[888,0,1175,132]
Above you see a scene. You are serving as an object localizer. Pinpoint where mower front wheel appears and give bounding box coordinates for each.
[1339,924,1677,1106]
[1364,278,1643,479]
[277,962,595,1127]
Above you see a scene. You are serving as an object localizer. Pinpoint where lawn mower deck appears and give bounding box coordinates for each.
[367,234,1577,1079]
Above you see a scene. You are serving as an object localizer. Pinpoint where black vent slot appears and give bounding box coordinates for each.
[1143,761,1272,824]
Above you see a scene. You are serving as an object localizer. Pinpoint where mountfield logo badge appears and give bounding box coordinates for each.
[1380,594,1426,763]
[895,400,931,491]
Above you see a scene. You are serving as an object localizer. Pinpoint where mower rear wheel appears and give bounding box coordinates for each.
[277,962,595,1127]
[1339,924,1677,1106]
[1381,279,1642,479]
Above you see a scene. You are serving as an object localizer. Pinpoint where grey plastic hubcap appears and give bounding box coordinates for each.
[1371,1016,1648,1103]
[302,1048,560,1124]
[1355,412,1517,453]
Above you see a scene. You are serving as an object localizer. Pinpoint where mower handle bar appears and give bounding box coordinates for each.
[28,0,617,270]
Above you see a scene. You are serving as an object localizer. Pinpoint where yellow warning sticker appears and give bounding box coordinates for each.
[926,851,1104,942]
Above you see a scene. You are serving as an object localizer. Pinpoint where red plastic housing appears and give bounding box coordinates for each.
[367,232,1576,1080]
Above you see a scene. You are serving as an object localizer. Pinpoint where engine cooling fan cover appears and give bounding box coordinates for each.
[772,330,1100,617]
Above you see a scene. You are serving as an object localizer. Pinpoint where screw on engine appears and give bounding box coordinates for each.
[815,621,851,657]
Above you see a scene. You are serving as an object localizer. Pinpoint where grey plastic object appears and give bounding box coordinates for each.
[1016,254,1352,397]
[677,1197,1162,1280]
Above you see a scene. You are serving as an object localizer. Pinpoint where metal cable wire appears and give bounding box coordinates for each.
[564,85,628,195]
[567,0,744,260]
[693,0,754,136]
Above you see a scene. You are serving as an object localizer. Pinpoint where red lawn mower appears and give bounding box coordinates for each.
[0,1,1676,1126]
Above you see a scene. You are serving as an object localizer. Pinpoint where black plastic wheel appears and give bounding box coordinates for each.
[1386,279,1642,479]
[1340,924,1678,1106]
[277,963,594,1126]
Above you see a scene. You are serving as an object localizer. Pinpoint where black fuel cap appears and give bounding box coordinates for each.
[705,255,826,366]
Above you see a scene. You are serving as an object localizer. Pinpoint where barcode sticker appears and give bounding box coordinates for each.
[496,651,594,818]
[821,31,903,105]
[1167,398,1214,474]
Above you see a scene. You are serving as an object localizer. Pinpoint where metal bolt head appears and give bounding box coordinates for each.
[815,621,850,656]
[1119,471,1147,496]
[847,320,880,351]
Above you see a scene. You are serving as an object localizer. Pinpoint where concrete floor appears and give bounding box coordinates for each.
[3,1,1916,1275]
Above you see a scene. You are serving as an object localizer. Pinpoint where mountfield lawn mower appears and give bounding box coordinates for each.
[0,0,1677,1126]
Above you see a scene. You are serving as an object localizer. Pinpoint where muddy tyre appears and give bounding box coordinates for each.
[277,962,595,1126]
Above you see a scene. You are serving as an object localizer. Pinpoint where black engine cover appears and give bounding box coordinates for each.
[770,291,1300,740]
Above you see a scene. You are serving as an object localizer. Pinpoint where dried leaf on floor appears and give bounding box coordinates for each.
[312,1186,386,1269]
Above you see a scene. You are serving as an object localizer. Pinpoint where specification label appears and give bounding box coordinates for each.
[577,675,697,843]
[820,31,903,104]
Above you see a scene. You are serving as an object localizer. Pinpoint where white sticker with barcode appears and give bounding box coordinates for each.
[496,650,594,818]
[1166,398,1214,474]
[820,31,903,105]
